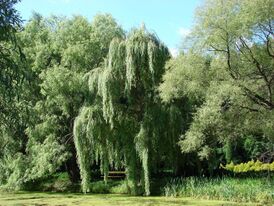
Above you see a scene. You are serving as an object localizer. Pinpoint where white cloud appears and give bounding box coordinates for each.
[178,27,191,38]
[169,48,179,58]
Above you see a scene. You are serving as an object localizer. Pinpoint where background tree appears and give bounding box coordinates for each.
[24,14,124,183]
[0,0,32,187]
[0,13,125,188]
[159,0,274,173]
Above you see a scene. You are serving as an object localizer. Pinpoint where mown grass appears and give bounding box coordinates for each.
[162,177,274,205]
[3,173,272,205]
[0,192,258,206]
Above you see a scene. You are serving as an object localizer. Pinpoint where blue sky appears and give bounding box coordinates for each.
[16,0,202,56]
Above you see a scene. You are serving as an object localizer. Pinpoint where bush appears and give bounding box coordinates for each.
[88,180,129,194]
[109,181,129,194]
[89,181,110,193]
[21,172,78,192]
[162,177,274,204]
[221,160,274,173]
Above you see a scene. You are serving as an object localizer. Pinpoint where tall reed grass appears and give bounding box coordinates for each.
[162,176,273,204]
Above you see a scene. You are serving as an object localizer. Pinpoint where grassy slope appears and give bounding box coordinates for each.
[0,192,258,206]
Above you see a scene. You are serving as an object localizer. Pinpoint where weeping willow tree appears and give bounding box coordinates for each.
[74,26,182,195]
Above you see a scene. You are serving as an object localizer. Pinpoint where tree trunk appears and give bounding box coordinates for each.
[66,143,80,183]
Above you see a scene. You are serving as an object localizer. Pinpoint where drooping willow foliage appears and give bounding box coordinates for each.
[74,27,182,195]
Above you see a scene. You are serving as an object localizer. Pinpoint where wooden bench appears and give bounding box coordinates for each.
[101,171,126,179]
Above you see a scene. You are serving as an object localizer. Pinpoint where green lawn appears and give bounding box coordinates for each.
[0,192,259,206]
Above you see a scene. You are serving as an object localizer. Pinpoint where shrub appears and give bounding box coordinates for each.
[221,160,274,173]
[89,181,110,193]
[109,181,129,194]
[89,180,129,194]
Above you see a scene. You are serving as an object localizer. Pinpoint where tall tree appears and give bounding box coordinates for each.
[74,26,179,195]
